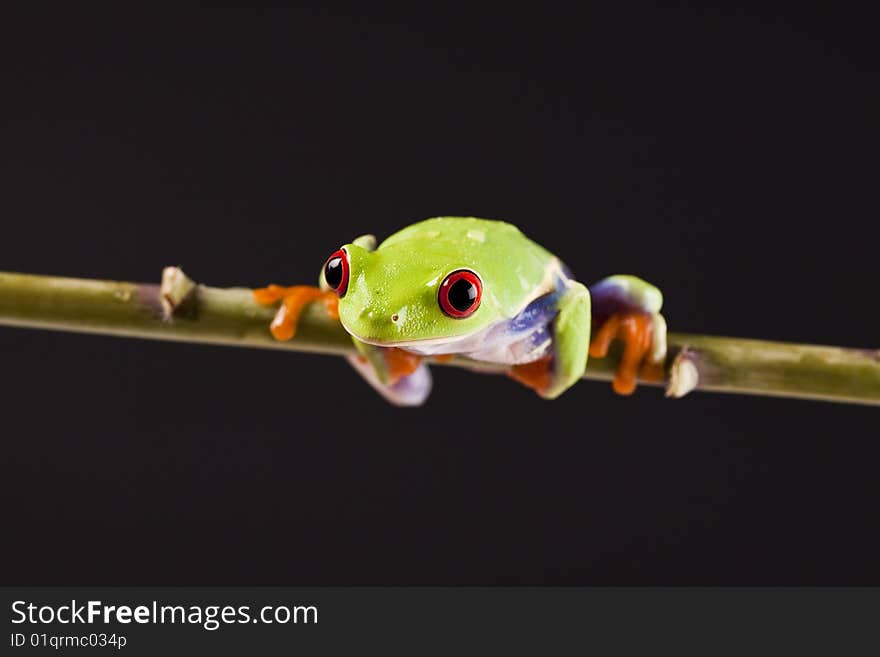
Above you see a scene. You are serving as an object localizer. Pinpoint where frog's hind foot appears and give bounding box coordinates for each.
[589,311,666,395]
[252,284,339,341]
[588,275,667,396]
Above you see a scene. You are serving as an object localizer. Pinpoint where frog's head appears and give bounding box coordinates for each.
[319,242,502,347]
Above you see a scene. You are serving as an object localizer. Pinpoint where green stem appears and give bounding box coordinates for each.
[0,269,878,406]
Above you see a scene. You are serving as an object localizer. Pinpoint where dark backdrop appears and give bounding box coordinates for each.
[1,7,878,584]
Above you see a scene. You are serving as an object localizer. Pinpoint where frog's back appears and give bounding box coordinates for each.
[380,217,556,261]
[378,217,564,317]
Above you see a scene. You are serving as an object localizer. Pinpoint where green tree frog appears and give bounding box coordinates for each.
[254,217,666,406]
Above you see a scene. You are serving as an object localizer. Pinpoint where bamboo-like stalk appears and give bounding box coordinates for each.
[0,269,878,406]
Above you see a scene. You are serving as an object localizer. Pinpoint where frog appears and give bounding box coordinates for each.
[253,216,666,406]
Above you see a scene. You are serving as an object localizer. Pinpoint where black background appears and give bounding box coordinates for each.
[1,7,878,584]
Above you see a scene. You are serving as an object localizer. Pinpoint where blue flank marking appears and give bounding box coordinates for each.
[484,278,568,367]
[504,281,564,335]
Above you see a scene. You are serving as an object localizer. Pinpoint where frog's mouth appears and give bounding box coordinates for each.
[339,318,454,348]
[339,316,499,356]
[337,317,394,347]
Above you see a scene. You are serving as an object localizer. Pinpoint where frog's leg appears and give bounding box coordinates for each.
[347,338,432,407]
[251,234,376,339]
[510,281,591,399]
[252,285,339,341]
[253,283,429,405]
[588,275,667,395]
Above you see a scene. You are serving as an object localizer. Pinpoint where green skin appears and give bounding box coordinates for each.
[320,217,664,405]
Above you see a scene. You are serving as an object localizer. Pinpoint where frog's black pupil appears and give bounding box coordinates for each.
[325,256,343,289]
[448,278,477,311]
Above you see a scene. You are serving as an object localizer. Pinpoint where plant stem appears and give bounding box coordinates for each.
[0,269,878,406]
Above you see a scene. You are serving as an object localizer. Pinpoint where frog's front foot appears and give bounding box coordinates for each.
[349,341,431,406]
[252,284,339,341]
[589,311,666,395]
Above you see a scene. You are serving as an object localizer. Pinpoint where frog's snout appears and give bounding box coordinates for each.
[345,302,409,342]
[354,305,391,330]
[358,307,400,327]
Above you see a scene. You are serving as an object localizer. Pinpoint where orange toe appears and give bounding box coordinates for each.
[252,284,288,305]
[589,314,620,359]
[612,370,638,396]
[254,284,336,342]
[384,347,422,382]
[590,312,654,396]
[509,356,553,396]
[639,359,665,383]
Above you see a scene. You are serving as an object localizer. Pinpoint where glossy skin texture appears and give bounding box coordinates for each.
[329,218,565,348]
[255,216,667,406]
[323,217,665,405]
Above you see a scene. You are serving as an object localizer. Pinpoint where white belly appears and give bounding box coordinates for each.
[406,317,554,365]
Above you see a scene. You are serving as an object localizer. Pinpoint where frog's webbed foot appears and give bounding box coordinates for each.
[252,284,339,341]
[588,275,667,395]
[348,340,431,407]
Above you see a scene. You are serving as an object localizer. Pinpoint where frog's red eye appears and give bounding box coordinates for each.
[324,248,349,297]
[438,270,482,318]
